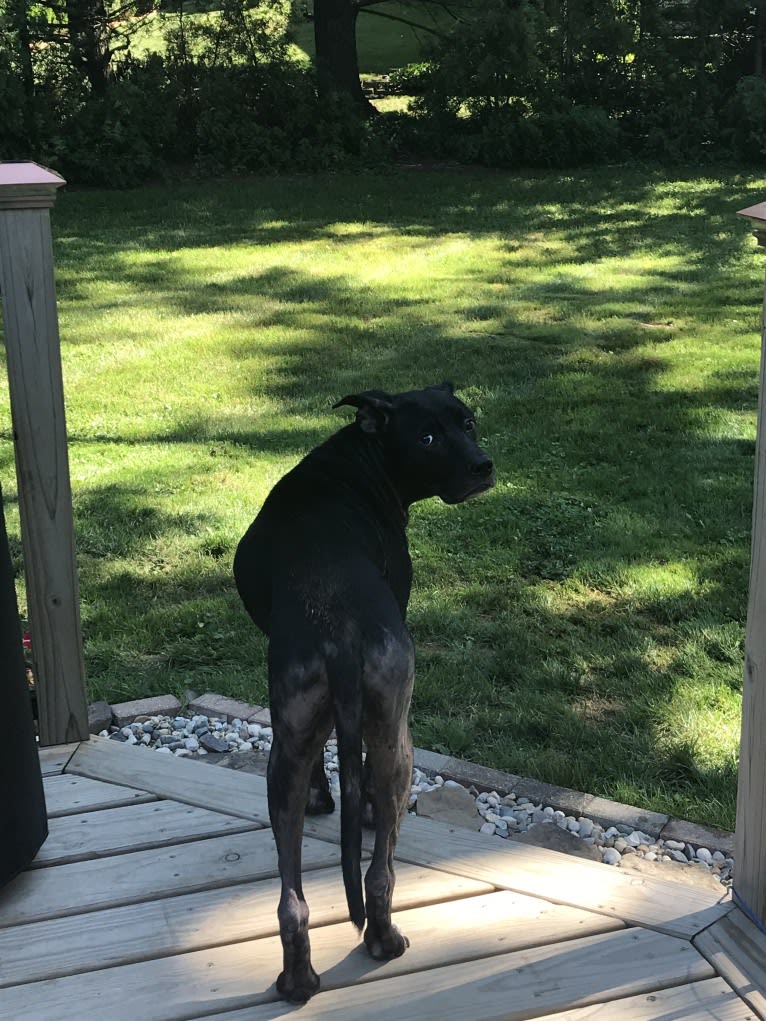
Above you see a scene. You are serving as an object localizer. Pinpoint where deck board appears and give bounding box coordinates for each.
[695,909,766,1020]
[43,773,157,816]
[0,864,494,987]
[38,742,79,776]
[31,800,260,868]
[529,978,758,1020]
[5,731,755,1021]
[66,735,270,824]
[0,913,702,1021]
[63,742,730,941]
[306,811,731,940]
[0,832,341,928]
[196,978,758,1021]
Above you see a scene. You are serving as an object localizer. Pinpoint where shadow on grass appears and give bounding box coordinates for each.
[3,165,759,827]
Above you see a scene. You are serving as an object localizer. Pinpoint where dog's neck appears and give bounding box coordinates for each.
[312,425,410,530]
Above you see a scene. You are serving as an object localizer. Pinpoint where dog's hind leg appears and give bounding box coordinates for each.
[361,751,376,829]
[362,630,415,961]
[306,750,335,816]
[267,654,332,1003]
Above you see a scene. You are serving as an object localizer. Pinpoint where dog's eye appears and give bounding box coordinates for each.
[420,433,434,447]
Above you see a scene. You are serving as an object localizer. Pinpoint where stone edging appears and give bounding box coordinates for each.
[412,748,735,857]
[90,691,734,858]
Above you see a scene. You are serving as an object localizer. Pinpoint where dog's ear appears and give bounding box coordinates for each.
[333,390,394,433]
[427,381,455,395]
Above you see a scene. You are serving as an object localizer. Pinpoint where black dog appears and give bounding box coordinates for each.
[233,383,495,1003]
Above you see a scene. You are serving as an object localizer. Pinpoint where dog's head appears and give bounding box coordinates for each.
[334,383,495,506]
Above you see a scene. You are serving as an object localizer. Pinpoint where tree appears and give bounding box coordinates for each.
[314,0,368,109]
[64,0,112,93]
[7,0,35,99]
[312,0,449,112]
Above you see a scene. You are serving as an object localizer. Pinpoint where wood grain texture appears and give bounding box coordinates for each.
[0,906,690,1021]
[735,271,766,927]
[0,205,88,744]
[37,742,79,776]
[0,831,338,928]
[527,979,756,1021]
[31,799,259,868]
[192,978,755,1021]
[695,907,766,1020]
[0,864,493,987]
[43,773,156,816]
[305,811,731,940]
[66,735,270,824]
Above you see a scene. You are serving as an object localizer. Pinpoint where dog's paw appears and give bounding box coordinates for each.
[364,924,410,961]
[305,787,335,815]
[276,966,320,1003]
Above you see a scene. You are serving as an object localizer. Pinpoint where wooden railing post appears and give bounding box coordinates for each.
[734,200,766,931]
[0,162,88,745]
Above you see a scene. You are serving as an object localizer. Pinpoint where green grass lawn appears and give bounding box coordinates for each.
[1,165,763,830]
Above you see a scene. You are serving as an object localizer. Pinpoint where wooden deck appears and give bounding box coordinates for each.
[1,737,764,1021]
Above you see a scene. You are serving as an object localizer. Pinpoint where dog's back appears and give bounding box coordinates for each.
[234,420,412,637]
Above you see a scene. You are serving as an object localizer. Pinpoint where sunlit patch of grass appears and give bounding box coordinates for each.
[1,164,763,829]
[371,95,414,113]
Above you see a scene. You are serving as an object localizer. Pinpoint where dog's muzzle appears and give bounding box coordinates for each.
[443,457,495,503]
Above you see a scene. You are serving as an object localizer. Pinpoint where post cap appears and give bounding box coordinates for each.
[0,162,66,210]
[738,201,766,247]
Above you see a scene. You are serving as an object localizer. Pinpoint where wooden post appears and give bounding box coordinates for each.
[0,162,88,745]
[734,201,766,931]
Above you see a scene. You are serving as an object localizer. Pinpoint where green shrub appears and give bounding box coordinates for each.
[728,75,766,160]
[191,63,393,175]
[389,61,434,96]
[192,63,315,174]
[495,105,624,168]
[53,57,180,186]
[0,47,32,157]
[398,102,623,170]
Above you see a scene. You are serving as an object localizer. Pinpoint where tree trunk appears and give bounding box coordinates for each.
[65,0,111,94]
[755,0,765,77]
[10,0,35,99]
[314,0,373,113]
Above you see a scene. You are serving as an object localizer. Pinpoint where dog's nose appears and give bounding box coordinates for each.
[471,458,494,478]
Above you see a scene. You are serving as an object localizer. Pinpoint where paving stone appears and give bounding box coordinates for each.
[112,695,181,727]
[188,693,263,723]
[87,700,113,735]
[247,707,272,726]
[510,782,668,837]
[509,822,603,862]
[415,785,482,831]
[438,757,668,837]
[413,748,451,776]
[659,818,735,858]
[442,758,523,795]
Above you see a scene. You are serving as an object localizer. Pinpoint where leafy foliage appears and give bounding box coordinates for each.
[1,1,766,183]
[403,0,766,167]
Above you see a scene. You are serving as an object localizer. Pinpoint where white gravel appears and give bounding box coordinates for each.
[102,713,733,886]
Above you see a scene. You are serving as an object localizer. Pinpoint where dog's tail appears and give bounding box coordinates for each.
[332,678,366,931]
